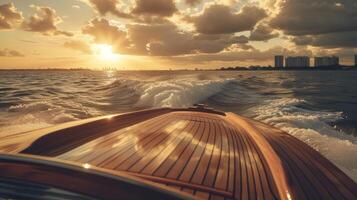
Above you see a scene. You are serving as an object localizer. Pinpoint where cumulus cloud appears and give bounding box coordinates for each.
[82,18,245,56]
[0,2,23,30]
[81,0,131,18]
[125,22,238,55]
[271,0,357,36]
[0,48,24,57]
[249,23,279,41]
[269,0,357,49]
[82,18,127,45]
[292,32,357,48]
[21,5,73,36]
[63,40,92,54]
[185,0,202,6]
[187,4,267,34]
[132,0,177,17]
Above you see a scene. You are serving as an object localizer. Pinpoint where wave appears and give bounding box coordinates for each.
[99,77,233,108]
[249,98,357,181]
[136,79,233,107]
[1,77,233,134]
[6,101,93,125]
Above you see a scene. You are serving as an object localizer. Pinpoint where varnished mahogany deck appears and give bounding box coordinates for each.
[0,108,356,199]
[55,112,280,200]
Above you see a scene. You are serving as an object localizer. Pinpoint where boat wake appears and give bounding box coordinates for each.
[134,79,233,107]
[249,98,357,181]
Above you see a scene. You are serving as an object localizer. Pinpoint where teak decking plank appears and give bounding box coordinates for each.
[132,118,196,174]
[203,121,223,187]
[141,117,198,175]
[29,109,172,156]
[58,114,171,162]
[92,117,175,168]
[92,116,178,166]
[114,119,192,171]
[128,172,232,198]
[226,127,239,199]
[165,121,206,179]
[190,118,215,186]
[63,114,171,163]
[152,118,202,177]
[231,128,247,200]
[178,117,210,182]
[214,121,230,191]
[225,124,235,193]
[98,118,182,169]
[239,132,260,200]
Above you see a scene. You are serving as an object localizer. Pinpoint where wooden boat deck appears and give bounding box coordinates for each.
[55,112,280,200]
[0,108,356,199]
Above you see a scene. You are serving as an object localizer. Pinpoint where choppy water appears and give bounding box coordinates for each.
[1,70,357,181]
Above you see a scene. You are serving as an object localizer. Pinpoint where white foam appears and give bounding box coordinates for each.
[8,101,52,113]
[250,98,357,182]
[135,79,232,107]
[2,101,94,135]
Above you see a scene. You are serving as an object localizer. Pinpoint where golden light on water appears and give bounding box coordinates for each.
[92,44,119,61]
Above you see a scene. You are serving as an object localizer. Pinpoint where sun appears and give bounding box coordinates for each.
[92,44,119,61]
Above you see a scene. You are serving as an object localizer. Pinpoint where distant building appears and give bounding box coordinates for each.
[285,56,310,68]
[274,55,284,68]
[355,55,357,67]
[314,56,339,67]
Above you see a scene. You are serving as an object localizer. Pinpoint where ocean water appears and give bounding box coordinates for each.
[0,70,357,181]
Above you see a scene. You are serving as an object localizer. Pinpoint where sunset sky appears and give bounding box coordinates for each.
[0,0,356,69]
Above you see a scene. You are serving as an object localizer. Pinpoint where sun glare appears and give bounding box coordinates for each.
[92,44,119,61]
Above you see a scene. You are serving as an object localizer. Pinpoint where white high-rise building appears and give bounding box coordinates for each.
[285,56,310,68]
[314,56,339,67]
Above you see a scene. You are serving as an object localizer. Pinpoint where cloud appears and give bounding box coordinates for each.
[132,0,177,17]
[292,31,357,48]
[72,5,81,9]
[270,0,357,49]
[249,23,279,41]
[63,40,92,54]
[124,21,250,56]
[185,0,202,6]
[82,18,127,45]
[270,0,357,36]
[81,0,131,18]
[82,18,245,56]
[235,35,249,44]
[187,4,267,34]
[0,48,24,57]
[21,5,73,36]
[0,2,23,30]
